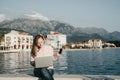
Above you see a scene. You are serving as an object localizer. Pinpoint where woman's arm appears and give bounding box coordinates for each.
[53,48,63,61]
[48,45,63,61]
[30,56,35,67]
[30,61,35,67]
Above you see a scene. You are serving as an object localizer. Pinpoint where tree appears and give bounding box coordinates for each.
[0,33,3,42]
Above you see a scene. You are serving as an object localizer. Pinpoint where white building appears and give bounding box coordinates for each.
[88,39,102,49]
[47,31,67,48]
[104,42,116,48]
[5,30,33,50]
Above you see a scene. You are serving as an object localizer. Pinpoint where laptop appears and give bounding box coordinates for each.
[35,56,53,68]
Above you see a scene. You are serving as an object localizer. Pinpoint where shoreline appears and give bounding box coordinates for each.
[0,49,31,53]
[0,47,120,53]
[64,47,120,51]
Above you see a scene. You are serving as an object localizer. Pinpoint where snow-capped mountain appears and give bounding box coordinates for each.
[25,12,49,21]
[0,18,120,42]
[0,14,10,22]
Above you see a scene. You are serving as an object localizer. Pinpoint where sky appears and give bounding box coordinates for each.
[0,0,120,32]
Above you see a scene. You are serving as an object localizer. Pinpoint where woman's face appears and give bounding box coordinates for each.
[37,38,44,48]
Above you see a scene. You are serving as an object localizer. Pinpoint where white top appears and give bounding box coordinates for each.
[31,45,54,69]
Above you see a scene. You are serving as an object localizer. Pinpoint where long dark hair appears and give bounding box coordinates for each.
[31,35,45,57]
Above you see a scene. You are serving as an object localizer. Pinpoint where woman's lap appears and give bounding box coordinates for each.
[34,68,54,80]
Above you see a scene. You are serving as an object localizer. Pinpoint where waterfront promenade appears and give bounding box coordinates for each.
[0,74,120,80]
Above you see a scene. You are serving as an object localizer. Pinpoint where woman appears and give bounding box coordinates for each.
[30,35,62,80]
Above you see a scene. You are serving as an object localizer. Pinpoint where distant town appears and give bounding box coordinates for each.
[0,30,118,52]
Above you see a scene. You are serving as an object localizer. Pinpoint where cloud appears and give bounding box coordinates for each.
[25,11,49,21]
[0,14,10,22]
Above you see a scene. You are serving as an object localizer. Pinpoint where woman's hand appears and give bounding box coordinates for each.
[53,48,63,61]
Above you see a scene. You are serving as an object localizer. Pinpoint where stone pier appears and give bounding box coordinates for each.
[0,74,120,80]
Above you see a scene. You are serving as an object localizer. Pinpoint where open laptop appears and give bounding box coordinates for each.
[35,56,53,68]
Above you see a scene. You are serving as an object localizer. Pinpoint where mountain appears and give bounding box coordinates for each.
[0,19,75,36]
[50,20,75,35]
[0,14,10,22]
[0,18,54,36]
[0,18,120,42]
[109,31,120,41]
[80,27,109,36]
[25,12,49,21]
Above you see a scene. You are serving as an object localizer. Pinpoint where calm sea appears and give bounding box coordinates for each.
[0,48,120,75]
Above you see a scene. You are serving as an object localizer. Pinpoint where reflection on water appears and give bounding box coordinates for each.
[54,51,68,74]
[0,51,32,74]
[0,48,120,75]
[54,48,120,75]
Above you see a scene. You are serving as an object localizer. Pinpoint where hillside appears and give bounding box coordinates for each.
[0,18,120,42]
